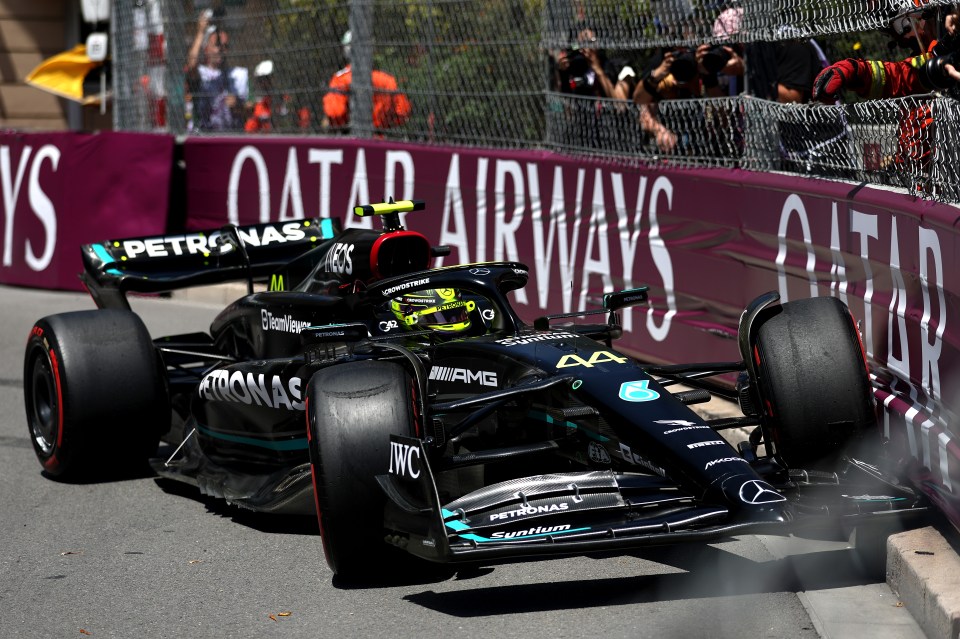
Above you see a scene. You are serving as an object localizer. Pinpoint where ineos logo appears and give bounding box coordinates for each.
[388,441,421,479]
[326,242,355,274]
[738,480,786,505]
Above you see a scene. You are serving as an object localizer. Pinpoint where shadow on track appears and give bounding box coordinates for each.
[403,542,884,616]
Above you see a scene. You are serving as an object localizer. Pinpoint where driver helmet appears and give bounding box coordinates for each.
[390,288,474,335]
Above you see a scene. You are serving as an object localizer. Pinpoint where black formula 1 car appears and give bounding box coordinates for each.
[23,200,928,581]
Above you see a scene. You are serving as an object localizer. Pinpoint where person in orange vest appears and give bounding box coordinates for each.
[322,31,411,132]
[244,60,311,133]
[812,3,960,186]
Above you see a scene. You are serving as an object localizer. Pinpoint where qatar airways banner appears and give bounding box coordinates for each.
[0,132,173,290]
[184,136,960,518]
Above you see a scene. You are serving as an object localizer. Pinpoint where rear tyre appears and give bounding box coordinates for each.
[753,296,877,469]
[306,360,420,581]
[23,310,169,480]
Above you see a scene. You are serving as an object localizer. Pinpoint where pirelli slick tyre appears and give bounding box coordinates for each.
[753,296,877,470]
[23,310,169,480]
[306,360,420,581]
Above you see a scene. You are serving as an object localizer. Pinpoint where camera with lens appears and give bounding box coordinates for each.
[565,46,594,94]
[201,6,227,34]
[923,31,960,95]
[669,45,731,83]
[702,45,732,74]
[923,51,958,90]
[669,49,699,83]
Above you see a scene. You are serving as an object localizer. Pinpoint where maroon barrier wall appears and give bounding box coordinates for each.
[2,132,958,525]
[0,131,174,291]
[183,136,960,523]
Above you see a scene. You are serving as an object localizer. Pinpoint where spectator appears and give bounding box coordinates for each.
[185,10,248,132]
[551,27,628,100]
[632,46,731,152]
[711,6,748,96]
[548,25,641,151]
[721,7,822,104]
[244,60,311,133]
[322,30,411,132]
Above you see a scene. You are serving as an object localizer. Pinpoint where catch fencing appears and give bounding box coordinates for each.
[111,0,960,203]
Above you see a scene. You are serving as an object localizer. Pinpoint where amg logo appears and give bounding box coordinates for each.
[704,456,750,470]
[120,222,308,259]
[490,525,572,539]
[428,366,498,387]
[687,440,727,449]
[198,370,304,410]
[382,278,430,297]
[489,502,569,521]
[261,310,311,334]
[388,441,421,479]
[495,331,579,346]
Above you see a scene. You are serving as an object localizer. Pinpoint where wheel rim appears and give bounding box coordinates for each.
[28,350,58,455]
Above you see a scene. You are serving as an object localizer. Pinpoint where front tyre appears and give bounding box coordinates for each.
[753,296,877,469]
[23,310,169,480]
[306,361,420,581]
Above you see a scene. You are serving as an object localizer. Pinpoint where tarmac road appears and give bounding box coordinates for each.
[0,286,927,639]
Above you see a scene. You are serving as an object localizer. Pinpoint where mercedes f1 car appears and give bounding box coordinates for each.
[24,200,928,581]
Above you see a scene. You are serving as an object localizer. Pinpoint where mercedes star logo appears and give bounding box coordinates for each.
[738,480,786,505]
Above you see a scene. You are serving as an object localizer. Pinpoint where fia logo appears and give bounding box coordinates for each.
[388,441,421,480]
[618,380,660,402]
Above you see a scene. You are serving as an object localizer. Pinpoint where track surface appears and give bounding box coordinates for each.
[0,287,923,638]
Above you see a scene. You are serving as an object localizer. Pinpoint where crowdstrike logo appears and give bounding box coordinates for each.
[382,278,430,297]
[663,425,712,434]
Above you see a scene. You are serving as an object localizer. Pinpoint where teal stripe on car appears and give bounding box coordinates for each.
[91,243,123,275]
[196,424,308,451]
[527,409,609,442]
[441,508,590,543]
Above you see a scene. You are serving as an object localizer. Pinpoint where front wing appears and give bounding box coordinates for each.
[377,436,928,564]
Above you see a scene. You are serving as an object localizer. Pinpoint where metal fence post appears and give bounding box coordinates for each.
[349,0,374,138]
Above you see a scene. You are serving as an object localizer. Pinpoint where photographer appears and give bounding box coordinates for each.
[552,28,630,100]
[633,44,739,152]
[185,9,248,132]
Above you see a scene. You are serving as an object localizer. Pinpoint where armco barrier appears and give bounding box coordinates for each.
[3,132,958,527]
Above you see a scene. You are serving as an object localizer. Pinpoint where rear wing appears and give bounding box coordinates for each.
[80,217,340,309]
